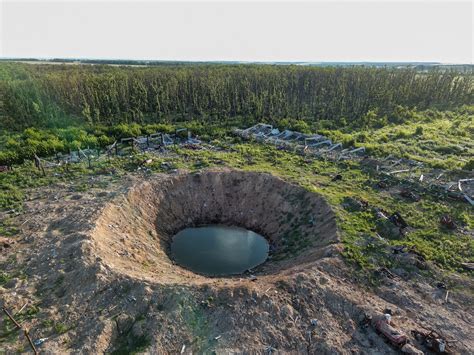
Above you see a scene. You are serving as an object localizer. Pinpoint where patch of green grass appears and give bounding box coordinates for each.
[0,217,19,237]
[321,110,474,169]
[220,144,473,273]
[42,319,54,328]
[0,272,12,286]
[116,335,150,355]
[73,183,89,192]
[111,315,150,355]
[111,334,151,355]
[54,322,70,335]
[0,317,19,344]
[0,183,24,211]
[0,305,40,345]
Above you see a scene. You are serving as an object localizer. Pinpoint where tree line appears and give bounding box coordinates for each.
[1,62,472,130]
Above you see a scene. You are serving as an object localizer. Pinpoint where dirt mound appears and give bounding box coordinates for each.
[90,169,339,283]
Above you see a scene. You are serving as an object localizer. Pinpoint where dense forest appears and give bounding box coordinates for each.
[1,63,472,129]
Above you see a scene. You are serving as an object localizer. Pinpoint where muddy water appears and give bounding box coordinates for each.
[171,225,269,276]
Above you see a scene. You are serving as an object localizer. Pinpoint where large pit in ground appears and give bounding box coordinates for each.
[171,225,270,276]
[90,169,339,283]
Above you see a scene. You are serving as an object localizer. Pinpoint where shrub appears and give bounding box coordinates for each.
[463,159,474,171]
[355,132,368,143]
[414,126,424,136]
[378,134,389,143]
[395,129,411,139]
[112,123,142,139]
[98,135,113,147]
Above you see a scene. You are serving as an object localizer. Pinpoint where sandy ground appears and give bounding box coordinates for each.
[1,169,473,354]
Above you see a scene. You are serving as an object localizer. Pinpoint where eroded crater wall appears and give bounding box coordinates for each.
[91,169,338,283]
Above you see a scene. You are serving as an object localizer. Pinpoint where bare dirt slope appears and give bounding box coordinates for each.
[1,169,473,354]
[92,169,338,284]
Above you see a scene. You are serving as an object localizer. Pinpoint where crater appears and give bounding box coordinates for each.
[90,169,339,283]
[171,225,269,276]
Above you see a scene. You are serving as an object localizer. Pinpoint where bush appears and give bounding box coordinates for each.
[414,126,424,136]
[276,119,311,133]
[98,135,114,147]
[355,132,368,143]
[0,151,21,166]
[112,123,142,139]
[394,129,411,139]
[463,159,474,171]
[378,134,389,143]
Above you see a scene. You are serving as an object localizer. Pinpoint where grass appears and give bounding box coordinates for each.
[0,305,40,346]
[0,217,19,237]
[54,322,70,335]
[0,272,12,286]
[110,312,151,354]
[0,132,472,276]
[111,335,151,355]
[176,292,212,352]
[0,124,472,353]
[321,108,474,170]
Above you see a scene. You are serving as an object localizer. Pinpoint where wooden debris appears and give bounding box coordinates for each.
[2,307,21,329]
[401,343,424,354]
[15,303,28,315]
[388,169,410,175]
[24,330,38,355]
[373,314,407,347]
[460,262,474,271]
[411,329,454,354]
[2,307,38,354]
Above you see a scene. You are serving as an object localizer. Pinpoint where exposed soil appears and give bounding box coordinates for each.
[1,169,473,354]
[92,169,338,284]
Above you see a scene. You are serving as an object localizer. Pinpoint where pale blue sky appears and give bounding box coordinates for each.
[1,0,472,63]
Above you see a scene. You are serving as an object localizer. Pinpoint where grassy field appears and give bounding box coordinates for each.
[1,138,472,277]
[318,107,474,170]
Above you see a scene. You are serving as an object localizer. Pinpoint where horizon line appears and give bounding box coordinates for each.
[2,57,473,65]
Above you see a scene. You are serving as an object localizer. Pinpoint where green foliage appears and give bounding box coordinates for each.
[112,123,143,139]
[1,63,472,130]
[0,183,24,210]
[111,334,151,355]
[463,158,474,171]
[414,126,424,135]
[0,272,12,286]
[331,108,474,169]
[54,322,70,335]
[0,217,18,236]
[276,119,312,133]
[111,315,151,355]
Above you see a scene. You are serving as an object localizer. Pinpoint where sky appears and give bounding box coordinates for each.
[0,0,472,63]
